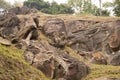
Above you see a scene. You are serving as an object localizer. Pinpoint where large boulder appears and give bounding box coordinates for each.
[0,12,39,46]
[24,40,89,80]
[43,18,67,47]
[66,20,112,52]
[15,17,37,40]
[0,13,20,39]
[108,27,120,51]
[108,52,120,66]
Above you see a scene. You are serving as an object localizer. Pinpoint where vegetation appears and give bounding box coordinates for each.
[113,0,120,16]
[0,44,49,80]
[84,64,120,80]
[23,0,74,14]
[0,0,12,9]
[68,0,110,16]
[13,0,23,7]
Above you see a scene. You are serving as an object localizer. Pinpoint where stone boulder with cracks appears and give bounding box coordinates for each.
[65,20,120,65]
[0,12,39,42]
[0,8,90,80]
[0,13,20,39]
[24,40,89,80]
[43,18,67,47]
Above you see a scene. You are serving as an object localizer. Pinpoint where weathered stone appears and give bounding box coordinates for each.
[24,40,89,80]
[43,18,67,47]
[90,51,107,65]
[0,37,11,46]
[65,19,120,66]
[108,52,120,66]
[109,28,120,51]
[0,13,20,39]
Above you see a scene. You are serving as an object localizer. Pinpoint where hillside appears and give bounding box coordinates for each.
[0,43,49,80]
[0,7,120,80]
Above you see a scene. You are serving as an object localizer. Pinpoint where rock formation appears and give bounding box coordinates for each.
[0,7,120,80]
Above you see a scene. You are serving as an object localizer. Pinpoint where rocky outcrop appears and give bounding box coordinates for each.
[0,11,89,80]
[0,13,20,39]
[24,40,89,80]
[1,7,120,80]
[43,18,67,47]
[0,11,39,44]
[65,20,120,65]
[43,19,120,65]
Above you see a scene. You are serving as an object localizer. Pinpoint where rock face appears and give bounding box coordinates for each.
[65,20,120,66]
[24,40,89,80]
[1,7,120,80]
[0,13,20,39]
[43,18,67,47]
[0,11,39,43]
[0,11,89,80]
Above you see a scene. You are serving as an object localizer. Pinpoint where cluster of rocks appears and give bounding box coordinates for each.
[0,6,120,80]
[43,18,120,66]
[0,7,89,80]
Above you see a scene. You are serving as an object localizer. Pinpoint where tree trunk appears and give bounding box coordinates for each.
[99,0,102,16]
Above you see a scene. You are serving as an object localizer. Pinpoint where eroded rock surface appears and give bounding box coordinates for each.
[43,18,67,47]
[1,7,120,80]
[24,40,89,80]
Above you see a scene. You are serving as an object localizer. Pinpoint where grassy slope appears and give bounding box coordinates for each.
[0,44,49,80]
[84,64,120,80]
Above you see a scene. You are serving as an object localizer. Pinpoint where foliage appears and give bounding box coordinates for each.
[113,0,120,16]
[92,8,110,16]
[68,0,110,16]
[0,0,12,10]
[68,0,92,13]
[24,0,74,14]
[103,2,114,8]
[13,0,23,7]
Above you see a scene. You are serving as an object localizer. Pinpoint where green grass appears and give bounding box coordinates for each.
[0,44,49,80]
[38,30,52,43]
[83,64,120,80]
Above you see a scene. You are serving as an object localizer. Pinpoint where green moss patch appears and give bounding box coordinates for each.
[84,64,120,80]
[0,44,49,80]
